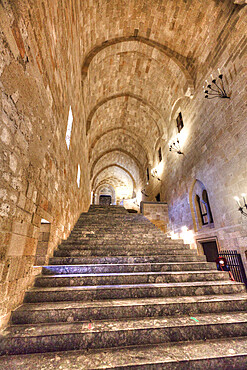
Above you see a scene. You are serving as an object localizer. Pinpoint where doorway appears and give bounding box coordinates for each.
[200,240,218,262]
[99,195,112,205]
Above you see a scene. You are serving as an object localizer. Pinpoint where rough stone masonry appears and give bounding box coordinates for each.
[0,0,247,335]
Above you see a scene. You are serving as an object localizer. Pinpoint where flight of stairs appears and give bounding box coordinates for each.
[0,205,247,369]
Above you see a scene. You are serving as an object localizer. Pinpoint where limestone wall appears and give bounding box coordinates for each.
[0,2,90,329]
[158,16,247,269]
[141,202,169,233]
[0,0,247,330]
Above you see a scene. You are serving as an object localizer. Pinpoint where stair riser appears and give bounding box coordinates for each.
[24,284,245,303]
[42,263,216,275]
[34,272,228,287]
[1,322,247,355]
[12,300,247,325]
[54,249,197,257]
[49,255,207,265]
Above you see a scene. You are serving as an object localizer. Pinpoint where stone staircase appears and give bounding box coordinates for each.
[0,205,247,369]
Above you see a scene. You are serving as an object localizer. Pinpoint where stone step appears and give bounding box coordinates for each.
[42,261,216,275]
[57,242,189,250]
[34,271,229,288]
[1,337,246,369]
[24,281,246,303]
[11,294,247,325]
[49,254,207,265]
[53,248,197,257]
[60,239,185,246]
[65,235,175,243]
[72,225,159,229]
[1,312,247,355]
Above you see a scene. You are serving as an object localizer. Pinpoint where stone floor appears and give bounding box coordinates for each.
[0,205,247,368]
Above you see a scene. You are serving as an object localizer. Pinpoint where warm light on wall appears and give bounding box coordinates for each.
[151,162,163,181]
[180,226,195,245]
[168,231,180,240]
[234,194,247,217]
[136,190,142,205]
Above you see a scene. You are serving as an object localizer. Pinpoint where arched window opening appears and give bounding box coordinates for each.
[176,112,184,133]
[146,167,149,181]
[190,180,214,232]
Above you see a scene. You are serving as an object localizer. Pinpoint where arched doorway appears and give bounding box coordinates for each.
[99,194,112,205]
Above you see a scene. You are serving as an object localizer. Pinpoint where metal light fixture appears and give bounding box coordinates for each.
[234,194,247,217]
[169,137,183,155]
[151,168,161,181]
[141,188,149,197]
[203,69,230,100]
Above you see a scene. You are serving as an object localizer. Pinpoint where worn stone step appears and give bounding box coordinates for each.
[54,248,197,257]
[34,271,229,288]
[11,294,247,325]
[60,239,185,247]
[24,281,246,303]
[49,254,207,265]
[1,312,247,355]
[57,242,190,251]
[42,261,216,275]
[1,336,246,369]
[64,237,176,244]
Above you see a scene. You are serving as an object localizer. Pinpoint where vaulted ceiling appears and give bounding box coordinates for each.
[77,0,240,200]
[18,0,241,201]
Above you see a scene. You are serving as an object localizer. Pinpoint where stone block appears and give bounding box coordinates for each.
[7,233,26,256]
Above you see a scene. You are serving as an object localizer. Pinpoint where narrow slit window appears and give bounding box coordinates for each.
[158,147,162,162]
[65,106,73,149]
[146,168,149,181]
[176,112,184,133]
[77,164,81,188]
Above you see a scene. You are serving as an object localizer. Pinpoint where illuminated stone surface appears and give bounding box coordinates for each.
[0,206,247,367]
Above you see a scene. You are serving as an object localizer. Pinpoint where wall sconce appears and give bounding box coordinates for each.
[234,194,247,217]
[169,137,183,155]
[151,168,161,181]
[141,188,149,197]
[203,69,230,100]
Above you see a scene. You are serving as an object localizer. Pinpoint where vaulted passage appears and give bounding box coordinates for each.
[0,0,247,367]
[0,206,247,367]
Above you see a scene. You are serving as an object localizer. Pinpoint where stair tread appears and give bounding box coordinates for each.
[29,280,242,292]
[3,206,247,363]
[3,312,247,338]
[44,261,215,267]
[2,337,245,369]
[37,270,223,278]
[14,293,247,312]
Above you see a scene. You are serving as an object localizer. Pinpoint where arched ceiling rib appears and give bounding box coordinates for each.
[92,164,136,191]
[92,151,142,188]
[81,36,195,89]
[89,128,152,163]
[90,132,148,173]
[93,166,134,199]
[85,92,164,135]
[77,0,239,197]
[90,148,145,180]
[80,0,237,72]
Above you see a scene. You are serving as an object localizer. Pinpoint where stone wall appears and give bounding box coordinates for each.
[141,202,169,233]
[0,1,90,329]
[0,0,246,330]
[159,10,247,270]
